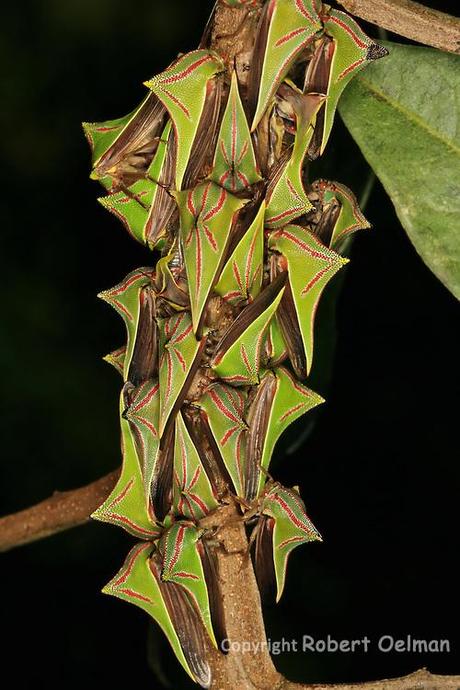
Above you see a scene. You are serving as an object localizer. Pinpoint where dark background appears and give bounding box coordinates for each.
[1,1,458,688]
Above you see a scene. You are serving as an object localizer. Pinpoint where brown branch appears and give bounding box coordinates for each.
[337,0,460,54]
[0,469,119,552]
[280,668,460,689]
[199,500,460,690]
[0,483,457,689]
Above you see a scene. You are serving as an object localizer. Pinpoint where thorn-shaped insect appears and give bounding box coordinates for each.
[89,1,387,684]
[269,225,348,377]
[304,7,388,156]
[250,0,323,131]
[247,481,322,601]
[144,50,225,190]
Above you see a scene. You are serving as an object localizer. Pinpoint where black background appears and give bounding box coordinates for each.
[1,1,458,688]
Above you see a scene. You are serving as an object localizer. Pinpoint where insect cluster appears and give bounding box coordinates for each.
[83,1,386,686]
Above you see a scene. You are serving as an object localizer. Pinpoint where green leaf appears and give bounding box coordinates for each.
[338,41,460,299]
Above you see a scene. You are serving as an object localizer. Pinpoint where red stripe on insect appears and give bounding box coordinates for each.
[301,264,334,294]
[278,535,305,549]
[267,205,304,225]
[118,587,153,604]
[173,346,187,372]
[165,351,173,403]
[279,402,305,422]
[223,290,242,301]
[109,478,135,507]
[337,221,362,239]
[221,374,248,383]
[187,190,197,217]
[290,377,312,397]
[162,54,214,84]
[236,170,250,188]
[286,177,303,203]
[237,140,249,165]
[189,492,209,515]
[162,89,190,119]
[95,125,121,133]
[168,313,184,341]
[220,139,230,166]
[203,226,218,252]
[295,0,317,24]
[113,542,150,587]
[173,571,200,580]
[173,321,193,344]
[203,186,226,223]
[241,343,254,378]
[220,425,239,446]
[179,428,188,484]
[106,512,157,537]
[337,57,365,81]
[135,415,158,437]
[109,270,151,296]
[271,493,309,533]
[232,261,244,293]
[188,466,201,490]
[275,27,307,48]
[328,14,368,49]
[132,383,159,412]
[167,525,186,571]
[279,230,333,262]
[231,93,237,164]
[209,389,240,424]
[195,227,203,299]
[219,170,231,187]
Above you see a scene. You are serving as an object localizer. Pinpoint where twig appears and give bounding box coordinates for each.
[337,0,460,54]
[280,668,460,689]
[0,469,119,552]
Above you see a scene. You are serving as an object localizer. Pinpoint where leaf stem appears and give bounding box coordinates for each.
[337,0,460,54]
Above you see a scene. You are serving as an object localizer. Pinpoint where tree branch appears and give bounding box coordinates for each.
[1,481,458,690]
[0,469,119,552]
[280,668,460,689]
[337,0,460,54]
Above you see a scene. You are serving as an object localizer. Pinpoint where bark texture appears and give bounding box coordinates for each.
[337,0,460,54]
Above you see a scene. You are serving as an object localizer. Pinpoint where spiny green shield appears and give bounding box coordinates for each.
[264,92,324,228]
[173,412,219,519]
[312,179,370,249]
[214,201,265,305]
[159,522,218,647]
[210,70,261,192]
[306,9,388,155]
[256,483,321,601]
[98,120,175,249]
[92,390,159,539]
[210,280,285,385]
[197,383,248,497]
[123,380,161,507]
[158,312,204,436]
[145,50,224,190]
[104,542,211,688]
[269,225,347,375]
[246,368,324,500]
[175,182,246,334]
[98,268,155,382]
[251,0,322,131]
